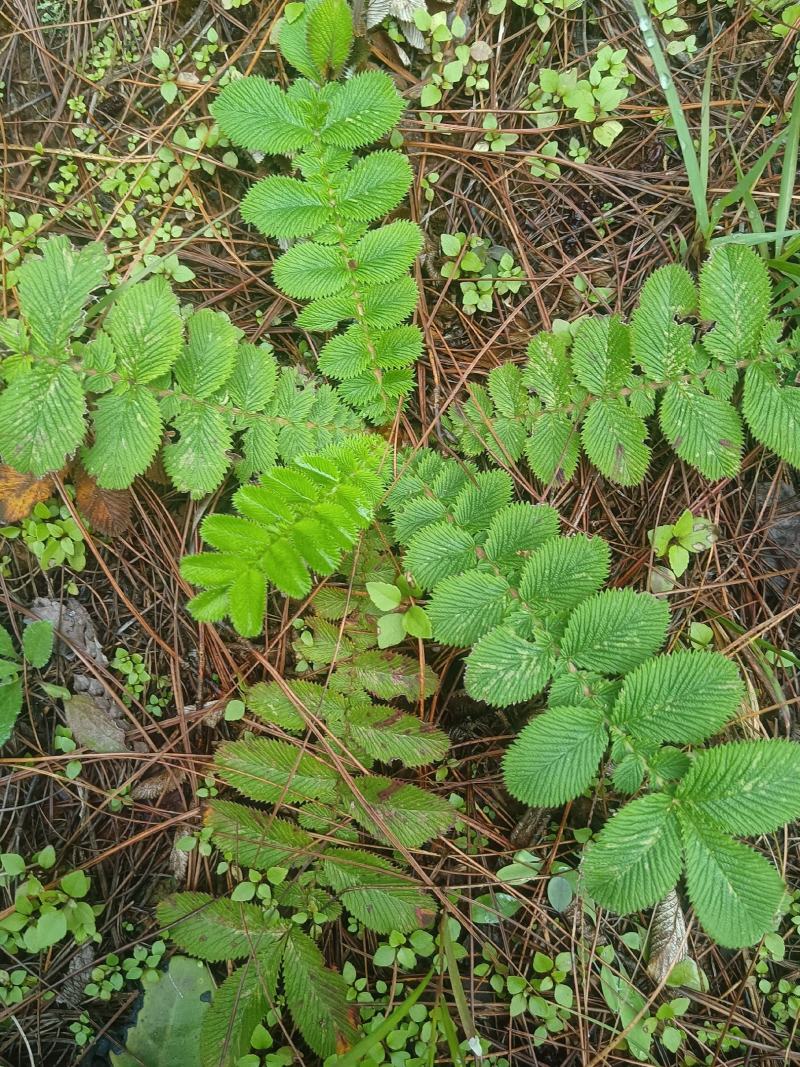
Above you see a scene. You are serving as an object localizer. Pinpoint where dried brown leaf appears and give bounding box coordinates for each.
[0,465,55,523]
[131,767,187,800]
[64,692,129,753]
[647,889,688,985]
[74,464,132,536]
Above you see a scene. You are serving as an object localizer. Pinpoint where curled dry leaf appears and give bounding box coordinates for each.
[74,463,133,536]
[131,767,187,800]
[647,889,688,985]
[0,464,55,523]
[30,597,107,666]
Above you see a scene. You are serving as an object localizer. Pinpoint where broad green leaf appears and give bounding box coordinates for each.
[21,620,53,669]
[610,650,744,744]
[110,956,214,1067]
[503,705,608,806]
[699,245,771,361]
[561,588,669,674]
[403,521,477,588]
[742,362,800,469]
[241,175,331,239]
[0,679,23,747]
[321,71,405,149]
[659,383,743,480]
[426,570,511,646]
[483,502,561,576]
[679,814,784,948]
[85,385,162,488]
[173,309,240,399]
[464,625,555,706]
[163,405,232,497]
[571,315,631,393]
[107,276,183,384]
[273,241,349,299]
[345,702,450,767]
[307,0,354,77]
[583,794,682,913]
[282,928,356,1058]
[214,737,339,805]
[338,151,413,223]
[581,397,650,486]
[519,534,610,616]
[18,236,105,357]
[0,364,85,475]
[525,411,580,484]
[677,739,800,835]
[630,264,697,378]
[211,77,315,154]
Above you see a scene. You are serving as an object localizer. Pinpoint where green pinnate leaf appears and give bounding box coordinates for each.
[337,151,413,222]
[348,775,453,847]
[157,893,282,962]
[200,953,282,1067]
[17,236,105,357]
[610,650,744,745]
[699,245,771,362]
[503,705,608,806]
[519,534,610,616]
[679,814,784,948]
[208,801,313,870]
[464,625,555,706]
[583,794,682,913]
[560,588,670,674]
[211,77,315,154]
[282,928,356,1058]
[215,737,339,805]
[319,848,437,933]
[630,264,697,378]
[677,739,800,836]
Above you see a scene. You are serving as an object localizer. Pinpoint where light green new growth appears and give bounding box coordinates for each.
[447,246,800,485]
[180,435,386,636]
[391,450,800,948]
[212,0,423,423]
[0,237,361,495]
[159,677,451,1065]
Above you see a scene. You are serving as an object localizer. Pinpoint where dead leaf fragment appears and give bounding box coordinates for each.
[74,464,132,536]
[0,465,54,523]
[647,889,688,985]
[64,692,129,753]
